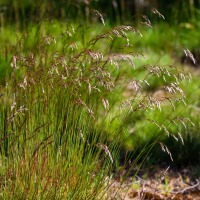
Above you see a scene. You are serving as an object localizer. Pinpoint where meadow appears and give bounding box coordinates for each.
[0,1,200,199]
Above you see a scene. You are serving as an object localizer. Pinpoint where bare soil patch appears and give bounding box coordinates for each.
[108,167,200,199]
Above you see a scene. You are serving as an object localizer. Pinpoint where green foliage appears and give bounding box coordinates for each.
[0,57,11,85]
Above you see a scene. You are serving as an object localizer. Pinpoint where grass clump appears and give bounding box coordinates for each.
[0,23,120,199]
[0,12,195,199]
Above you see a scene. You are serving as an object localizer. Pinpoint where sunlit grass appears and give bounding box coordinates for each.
[0,13,199,199]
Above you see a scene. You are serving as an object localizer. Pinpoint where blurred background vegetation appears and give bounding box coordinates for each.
[1,0,200,25]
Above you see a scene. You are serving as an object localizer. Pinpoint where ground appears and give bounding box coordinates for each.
[107,167,200,199]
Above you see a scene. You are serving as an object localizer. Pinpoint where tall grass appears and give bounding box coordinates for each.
[0,11,194,198]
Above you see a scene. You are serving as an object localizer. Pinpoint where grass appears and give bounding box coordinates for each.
[0,22,123,199]
[0,9,200,199]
